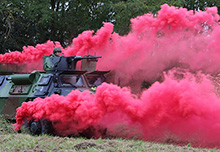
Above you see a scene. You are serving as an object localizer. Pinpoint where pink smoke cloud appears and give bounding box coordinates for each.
[8,3,220,149]
[14,70,220,148]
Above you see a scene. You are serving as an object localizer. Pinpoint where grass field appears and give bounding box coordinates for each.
[0,116,218,152]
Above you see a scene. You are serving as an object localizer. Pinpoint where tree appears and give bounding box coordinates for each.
[107,0,185,35]
[0,0,219,54]
[107,0,220,35]
[0,0,112,53]
[183,0,220,12]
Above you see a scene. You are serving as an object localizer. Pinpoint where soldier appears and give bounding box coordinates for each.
[52,47,62,57]
[44,47,62,69]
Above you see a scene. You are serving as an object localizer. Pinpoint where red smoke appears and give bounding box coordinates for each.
[63,4,220,90]
[0,41,63,63]
[11,4,220,148]
[14,71,220,148]
[0,41,63,71]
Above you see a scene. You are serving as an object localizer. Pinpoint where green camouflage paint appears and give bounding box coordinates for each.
[0,55,109,120]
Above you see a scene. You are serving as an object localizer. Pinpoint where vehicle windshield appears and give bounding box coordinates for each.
[61,74,84,87]
[86,75,105,87]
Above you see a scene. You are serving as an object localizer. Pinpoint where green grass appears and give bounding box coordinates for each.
[0,116,218,152]
[0,115,16,135]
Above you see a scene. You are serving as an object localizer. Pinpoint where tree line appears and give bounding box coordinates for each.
[0,0,219,54]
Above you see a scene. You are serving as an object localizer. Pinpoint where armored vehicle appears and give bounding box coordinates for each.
[0,53,109,135]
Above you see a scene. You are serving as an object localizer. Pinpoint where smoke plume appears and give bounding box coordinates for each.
[11,4,220,148]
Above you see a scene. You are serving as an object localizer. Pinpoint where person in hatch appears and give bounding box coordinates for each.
[51,47,62,57]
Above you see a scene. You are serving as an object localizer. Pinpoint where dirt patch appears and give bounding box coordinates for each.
[74,141,103,150]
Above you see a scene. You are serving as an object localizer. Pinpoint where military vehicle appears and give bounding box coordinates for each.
[0,53,109,135]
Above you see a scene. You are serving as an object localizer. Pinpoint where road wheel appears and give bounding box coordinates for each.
[27,119,53,136]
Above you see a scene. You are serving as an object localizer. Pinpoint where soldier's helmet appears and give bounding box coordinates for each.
[53,47,62,54]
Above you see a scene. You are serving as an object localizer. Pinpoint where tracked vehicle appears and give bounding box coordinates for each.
[0,54,109,135]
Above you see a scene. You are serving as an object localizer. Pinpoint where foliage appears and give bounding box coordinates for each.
[107,0,186,35]
[0,0,112,53]
[183,0,220,12]
[0,0,220,53]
